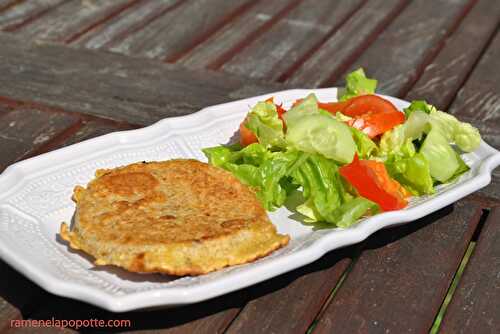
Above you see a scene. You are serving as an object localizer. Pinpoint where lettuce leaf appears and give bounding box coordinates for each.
[385,152,434,195]
[380,100,480,183]
[204,144,303,210]
[246,101,286,149]
[338,68,377,101]
[284,94,356,164]
[331,197,380,228]
[350,127,377,158]
[428,110,480,152]
[419,128,461,183]
[290,154,378,227]
[404,100,437,118]
[402,100,480,152]
[379,110,429,155]
[205,144,376,227]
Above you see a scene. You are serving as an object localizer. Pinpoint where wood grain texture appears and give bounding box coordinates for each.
[13,0,136,43]
[446,29,500,132]
[220,0,365,80]
[314,201,482,334]
[405,0,500,110]
[0,0,64,31]
[285,0,408,87]
[178,0,298,70]
[106,0,252,60]
[0,32,281,126]
[117,293,244,334]
[225,247,355,334]
[332,0,474,96]
[439,207,500,334]
[0,105,80,172]
[73,0,179,49]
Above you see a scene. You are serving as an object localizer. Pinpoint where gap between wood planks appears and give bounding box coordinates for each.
[165,0,261,63]
[429,208,490,333]
[0,96,141,128]
[276,0,369,83]
[205,0,305,71]
[436,24,500,113]
[304,251,362,334]
[88,0,189,50]
[321,0,479,90]
[2,0,65,32]
[395,0,479,98]
[62,0,144,44]
[308,0,411,88]
[0,97,139,163]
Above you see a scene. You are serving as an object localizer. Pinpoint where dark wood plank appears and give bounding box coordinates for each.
[224,247,354,334]
[0,260,48,332]
[26,246,355,334]
[106,0,252,60]
[219,0,365,80]
[0,0,64,31]
[29,287,246,334]
[314,201,482,334]
[331,0,475,96]
[285,0,409,87]
[72,0,179,49]
[118,295,244,334]
[439,207,500,333]
[14,0,136,43]
[177,0,301,70]
[8,294,104,334]
[0,105,80,172]
[0,32,281,126]
[446,29,500,133]
[405,0,500,110]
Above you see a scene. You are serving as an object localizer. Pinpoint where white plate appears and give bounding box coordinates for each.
[0,88,498,312]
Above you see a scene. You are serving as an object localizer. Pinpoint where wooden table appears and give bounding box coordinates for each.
[0,0,498,333]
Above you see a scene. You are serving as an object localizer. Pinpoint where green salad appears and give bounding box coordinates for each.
[203,69,481,228]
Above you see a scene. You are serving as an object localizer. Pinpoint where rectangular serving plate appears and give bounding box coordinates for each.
[0,88,498,312]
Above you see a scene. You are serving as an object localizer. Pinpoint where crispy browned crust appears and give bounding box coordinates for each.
[60,159,289,276]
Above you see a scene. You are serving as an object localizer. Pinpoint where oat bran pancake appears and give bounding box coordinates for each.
[60,159,289,276]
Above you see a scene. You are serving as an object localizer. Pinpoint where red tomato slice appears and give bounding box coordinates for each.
[354,110,405,137]
[239,119,258,147]
[341,95,399,116]
[317,101,351,114]
[339,95,404,137]
[340,155,409,211]
[295,95,404,138]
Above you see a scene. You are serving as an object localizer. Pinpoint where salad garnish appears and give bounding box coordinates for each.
[203,69,481,228]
